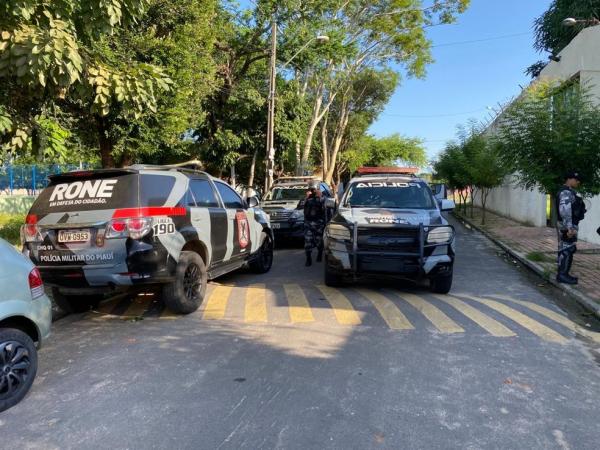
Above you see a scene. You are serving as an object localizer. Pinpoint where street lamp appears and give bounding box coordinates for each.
[562,17,600,27]
[264,28,330,194]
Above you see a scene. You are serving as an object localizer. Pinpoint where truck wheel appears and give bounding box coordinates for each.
[51,288,103,314]
[430,272,453,294]
[0,329,38,413]
[249,234,274,274]
[162,251,207,314]
[324,256,344,287]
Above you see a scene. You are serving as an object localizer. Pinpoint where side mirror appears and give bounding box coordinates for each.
[246,196,260,208]
[325,198,336,209]
[431,183,448,201]
[440,199,455,212]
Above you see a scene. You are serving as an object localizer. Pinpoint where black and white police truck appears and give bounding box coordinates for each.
[323,167,456,293]
[261,177,333,241]
[21,164,274,314]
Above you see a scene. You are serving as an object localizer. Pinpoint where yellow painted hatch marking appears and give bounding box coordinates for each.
[317,285,362,325]
[202,285,233,320]
[355,289,414,330]
[461,295,567,344]
[434,295,516,337]
[393,292,464,334]
[284,284,315,323]
[489,295,600,343]
[245,284,268,323]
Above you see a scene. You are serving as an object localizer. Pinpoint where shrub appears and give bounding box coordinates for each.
[0,213,24,245]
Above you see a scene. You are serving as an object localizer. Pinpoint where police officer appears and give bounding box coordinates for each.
[304,180,326,267]
[556,171,586,284]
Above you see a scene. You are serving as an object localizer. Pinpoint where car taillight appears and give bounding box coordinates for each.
[105,217,153,240]
[21,214,42,244]
[28,268,44,299]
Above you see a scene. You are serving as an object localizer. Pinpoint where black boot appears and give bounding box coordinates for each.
[305,251,312,267]
[316,248,323,263]
[557,252,577,284]
[566,252,578,282]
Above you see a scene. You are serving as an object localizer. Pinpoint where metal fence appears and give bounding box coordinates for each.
[0,164,94,195]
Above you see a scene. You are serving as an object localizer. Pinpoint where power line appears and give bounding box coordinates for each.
[383,108,488,118]
[432,31,532,48]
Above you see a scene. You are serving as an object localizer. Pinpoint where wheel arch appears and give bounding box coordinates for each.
[0,316,40,344]
[182,239,210,267]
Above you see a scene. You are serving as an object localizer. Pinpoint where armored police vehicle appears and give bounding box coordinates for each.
[21,164,274,314]
[261,177,333,241]
[323,167,456,293]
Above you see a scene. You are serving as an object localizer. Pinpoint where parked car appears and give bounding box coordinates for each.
[21,164,274,314]
[0,237,52,413]
[261,177,334,241]
[323,167,456,293]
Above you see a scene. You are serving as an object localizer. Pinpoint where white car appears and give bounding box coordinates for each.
[0,238,52,413]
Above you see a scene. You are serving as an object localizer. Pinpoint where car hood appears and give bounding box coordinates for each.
[335,207,445,226]
[261,200,302,210]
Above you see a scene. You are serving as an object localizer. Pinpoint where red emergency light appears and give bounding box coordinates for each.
[356,167,419,175]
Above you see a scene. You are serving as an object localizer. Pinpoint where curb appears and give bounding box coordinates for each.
[453,212,600,320]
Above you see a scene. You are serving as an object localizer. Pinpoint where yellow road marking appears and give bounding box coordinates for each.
[355,289,414,330]
[122,296,152,317]
[284,284,315,323]
[434,295,516,337]
[159,307,179,320]
[461,295,567,344]
[393,292,464,334]
[490,295,600,343]
[245,284,267,323]
[317,285,362,325]
[202,285,232,320]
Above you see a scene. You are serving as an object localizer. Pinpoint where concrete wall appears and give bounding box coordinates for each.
[473,178,547,227]
[578,196,600,245]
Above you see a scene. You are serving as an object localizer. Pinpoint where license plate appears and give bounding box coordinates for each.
[271,222,281,229]
[58,229,91,243]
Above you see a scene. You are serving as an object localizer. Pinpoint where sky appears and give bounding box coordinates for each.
[368,0,554,161]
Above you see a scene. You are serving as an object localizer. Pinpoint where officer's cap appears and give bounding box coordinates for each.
[307,180,319,190]
[564,171,582,182]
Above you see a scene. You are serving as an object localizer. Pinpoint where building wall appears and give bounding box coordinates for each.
[482,25,600,244]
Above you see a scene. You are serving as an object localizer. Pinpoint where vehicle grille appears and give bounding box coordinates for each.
[265,209,293,221]
[356,227,420,253]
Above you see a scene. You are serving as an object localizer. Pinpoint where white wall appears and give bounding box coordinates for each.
[473,177,547,227]
[481,25,600,244]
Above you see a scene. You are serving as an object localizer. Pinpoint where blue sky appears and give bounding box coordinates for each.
[369,0,553,161]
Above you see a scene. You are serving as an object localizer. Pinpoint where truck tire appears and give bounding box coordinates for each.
[249,234,274,274]
[51,288,103,314]
[162,251,207,314]
[0,328,38,413]
[430,272,453,294]
[324,256,344,287]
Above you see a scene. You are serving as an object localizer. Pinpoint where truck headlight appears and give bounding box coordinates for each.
[327,224,351,241]
[427,226,454,244]
[290,210,303,220]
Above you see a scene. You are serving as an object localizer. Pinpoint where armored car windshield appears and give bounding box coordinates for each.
[266,186,307,201]
[344,181,437,209]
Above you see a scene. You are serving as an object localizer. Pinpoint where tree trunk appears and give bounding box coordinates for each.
[325,108,350,184]
[248,150,258,190]
[321,116,329,178]
[298,94,323,175]
[97,116,115,168]
[481,189,488,225]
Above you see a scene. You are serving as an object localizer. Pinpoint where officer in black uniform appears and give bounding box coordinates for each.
[556,171,586,284]
[303,180,326,267]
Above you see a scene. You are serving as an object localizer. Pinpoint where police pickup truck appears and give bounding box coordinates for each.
[323,167,456,293]
[21,164,274,314]
[261,177,333,241]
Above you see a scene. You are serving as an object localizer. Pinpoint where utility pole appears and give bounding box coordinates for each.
[264,18,277,194]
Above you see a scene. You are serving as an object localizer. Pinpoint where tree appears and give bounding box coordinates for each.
[0,0,172,166]
[494,80,600,222]
[433,142,470,213]
[526,0,600,77]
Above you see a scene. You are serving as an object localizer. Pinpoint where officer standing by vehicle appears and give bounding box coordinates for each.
[304,180,326,267]
[556,172,586,284]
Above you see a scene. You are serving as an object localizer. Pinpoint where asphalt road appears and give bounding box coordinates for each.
[2,218,600,449]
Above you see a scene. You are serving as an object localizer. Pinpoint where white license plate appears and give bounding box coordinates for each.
[271,222,281,229]
[58,229,91,243]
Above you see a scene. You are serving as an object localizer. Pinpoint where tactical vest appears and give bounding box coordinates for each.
[304,196,325,221]
[556,186,586,225]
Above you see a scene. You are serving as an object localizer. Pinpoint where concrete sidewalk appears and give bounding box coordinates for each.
[455,206,600,315]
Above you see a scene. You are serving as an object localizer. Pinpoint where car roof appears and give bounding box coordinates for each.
[48,165,213,183]
[349,175,426,184]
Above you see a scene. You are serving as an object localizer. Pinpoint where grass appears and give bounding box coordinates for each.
[0,213,24,246]
[526,251,555,264]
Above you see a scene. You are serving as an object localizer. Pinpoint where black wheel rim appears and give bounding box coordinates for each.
[0,341,31,400]
[183,263,202,302]
[261,238,273,268]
